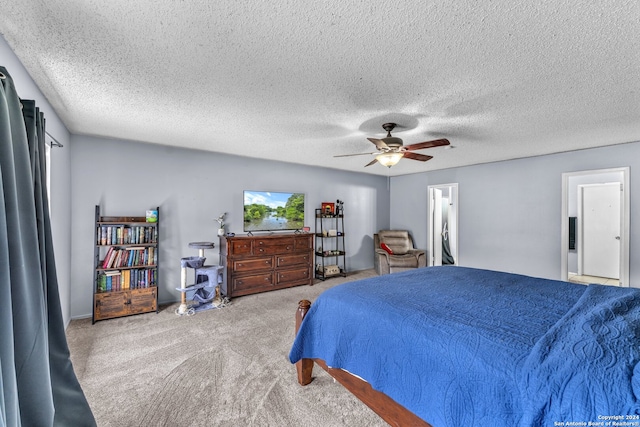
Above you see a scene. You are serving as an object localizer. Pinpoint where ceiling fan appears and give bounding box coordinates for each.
[335,123,450,167]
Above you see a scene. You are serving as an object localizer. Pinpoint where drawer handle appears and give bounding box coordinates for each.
[286,246,291,250]
[237,263,243,267]
[264,277,270,281]
[265,260,270,264]
[259,248,264,252]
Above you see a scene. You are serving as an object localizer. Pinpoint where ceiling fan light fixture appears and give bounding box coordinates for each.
[376,152,404,167]
[382,136,403,147]
[335,122,449,168]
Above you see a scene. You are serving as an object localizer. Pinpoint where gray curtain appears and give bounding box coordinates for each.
[0,66,95,426]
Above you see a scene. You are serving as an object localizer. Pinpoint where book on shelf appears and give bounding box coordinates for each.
[103,247,118,269]
[113,250,123,268]
[97,274,106,292]
[102,247,114,268]
[97,225,158,246]
[121,269,130,289]
[99,269,147,292]
[101,247,159,270]
[102,270,121,292]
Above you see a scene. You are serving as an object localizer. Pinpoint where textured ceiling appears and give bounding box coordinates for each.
[1,0,639,176]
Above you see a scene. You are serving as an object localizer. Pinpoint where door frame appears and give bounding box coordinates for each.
[561,167,629,286]
[428,183,458,266]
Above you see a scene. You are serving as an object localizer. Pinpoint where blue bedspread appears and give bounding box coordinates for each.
[289,266,640,426]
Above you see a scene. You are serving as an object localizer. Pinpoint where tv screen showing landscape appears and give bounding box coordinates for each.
[243,191,305,232]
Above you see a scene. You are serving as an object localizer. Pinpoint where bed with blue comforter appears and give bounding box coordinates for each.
[289,266,640,426]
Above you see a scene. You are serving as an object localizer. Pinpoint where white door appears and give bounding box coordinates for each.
[432,188,443,266]
[580,183,621,279]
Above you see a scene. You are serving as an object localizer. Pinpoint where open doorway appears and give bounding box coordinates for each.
[561,168,629,287]
[428,184,458,266]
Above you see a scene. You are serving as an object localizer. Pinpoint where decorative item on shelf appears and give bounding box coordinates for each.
[324,265,340,275]
[328,229,337,237]
[215,212,226,236]
[323,250,341,256]
[321,202,335,216]
[146,209,158,223]
[302,226,311,233]
[336,199,344,215]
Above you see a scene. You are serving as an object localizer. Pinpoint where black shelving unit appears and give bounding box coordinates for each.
[314,208,347,280]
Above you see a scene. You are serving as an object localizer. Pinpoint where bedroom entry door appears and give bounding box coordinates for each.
[428,184,458,266]
[579,183,621,279]
[561,167,629,287]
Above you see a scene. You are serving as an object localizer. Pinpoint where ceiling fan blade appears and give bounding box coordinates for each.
[334,151,379,158]
[403,138,450,151]
[364,158,378,167]
[403,152,433,162]
[367,138,390,150]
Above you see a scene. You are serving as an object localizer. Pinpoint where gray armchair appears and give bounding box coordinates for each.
[374,230,426,275]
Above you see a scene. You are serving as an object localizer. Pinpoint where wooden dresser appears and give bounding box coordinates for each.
[219,233,314,297]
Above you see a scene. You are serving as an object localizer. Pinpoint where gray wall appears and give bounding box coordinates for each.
[390,141,640,286]
[70,136,390,318]
[1,36,74,325]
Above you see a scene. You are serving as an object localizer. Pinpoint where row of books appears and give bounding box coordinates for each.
[97,225,158,246]
[96,269,157,292]
[101,246,157,269]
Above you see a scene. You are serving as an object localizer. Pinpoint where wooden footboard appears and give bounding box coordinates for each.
[294,300,432,427]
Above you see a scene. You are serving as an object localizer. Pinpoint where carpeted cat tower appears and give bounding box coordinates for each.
[176,242,226,316]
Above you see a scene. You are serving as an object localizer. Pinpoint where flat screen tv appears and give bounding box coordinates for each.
[243,190,305,232]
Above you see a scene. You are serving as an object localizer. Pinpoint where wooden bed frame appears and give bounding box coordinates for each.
[294,299,433,427]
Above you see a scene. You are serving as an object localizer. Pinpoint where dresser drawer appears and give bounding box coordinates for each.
[232,257,273,272]
[232,272,274,294]
[276,253,311,268]
[276,266,311,285]
[230,240,253,255]
[294,236,313,251]
[255,238,295,255]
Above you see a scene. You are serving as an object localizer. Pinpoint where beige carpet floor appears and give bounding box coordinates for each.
[66,269,388,427]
